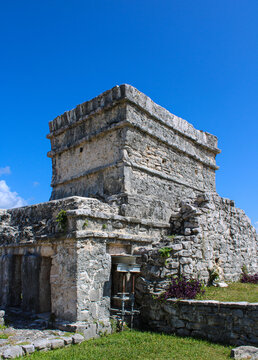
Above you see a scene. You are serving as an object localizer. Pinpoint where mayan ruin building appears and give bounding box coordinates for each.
[0,84,257,337]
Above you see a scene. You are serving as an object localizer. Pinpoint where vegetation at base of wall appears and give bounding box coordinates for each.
[55,210,68,231]
[207,268,219,286]
[239,265,258,284]
[196,282,258,303]
[27,330,232,360]
[158,276,205,301]
[240,273,258,284]
[239,266,258,285]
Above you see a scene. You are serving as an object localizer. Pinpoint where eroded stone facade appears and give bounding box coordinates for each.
[47,84,219,221]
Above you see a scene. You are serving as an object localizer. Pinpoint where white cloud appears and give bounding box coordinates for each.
[0,166,11,176]
[33,181,40,187]
[0,180,27,209]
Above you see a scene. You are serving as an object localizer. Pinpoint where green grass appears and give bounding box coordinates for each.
[0,334,8,339]
[197,282,258,303]
[27,330,232,360]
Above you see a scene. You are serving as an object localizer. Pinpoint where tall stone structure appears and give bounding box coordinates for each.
[0,85,257,336]
[47,85,219,221]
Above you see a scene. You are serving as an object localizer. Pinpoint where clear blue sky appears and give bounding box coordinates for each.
[0,0,257,229]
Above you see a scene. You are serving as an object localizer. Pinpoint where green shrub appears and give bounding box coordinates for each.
[55,210,68,231]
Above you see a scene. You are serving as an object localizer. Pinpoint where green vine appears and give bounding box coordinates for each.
[55,210,68,231]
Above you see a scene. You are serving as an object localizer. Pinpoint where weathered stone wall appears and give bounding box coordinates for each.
[47,84,220,221]
[168,192,258,281]
[76,240,111,323]
[0,196,167,323]
[135,193,257,287]
[51,241,78,321]
[49,108,127,201]
[136,229,257,346]
[140,297,258,346]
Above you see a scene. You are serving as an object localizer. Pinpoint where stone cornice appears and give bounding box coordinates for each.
[47,84,220,155]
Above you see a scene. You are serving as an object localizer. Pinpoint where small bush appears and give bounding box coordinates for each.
[55,210,67,231]
[159,247,172,258]
[240,273,258,284]
[159,276,205,300]
[207,268,219,286]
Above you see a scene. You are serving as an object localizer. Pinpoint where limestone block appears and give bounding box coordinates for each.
[50,339,65,349]
[72,334,84,344]
[62,337,73,345]
[231,346,258,359]
[33,339,51,351]
[2,345,24,359]
[21,344,35,354]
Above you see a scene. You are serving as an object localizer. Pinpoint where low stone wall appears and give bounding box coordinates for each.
[140,297,258,346]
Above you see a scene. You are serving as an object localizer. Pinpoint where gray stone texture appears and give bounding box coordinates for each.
[2,345,24,359]
[138,296,258,346]
[0,84,257,345]
[47,84,219,222]
[231,346,258,359]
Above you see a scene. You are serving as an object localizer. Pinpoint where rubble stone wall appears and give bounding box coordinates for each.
[135,192,257,290]
[140,297,258,346]
[168,192,258,281]
[0,196,167,323]
[76,240,111,323]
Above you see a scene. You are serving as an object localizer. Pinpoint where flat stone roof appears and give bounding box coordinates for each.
[47,84,220,154]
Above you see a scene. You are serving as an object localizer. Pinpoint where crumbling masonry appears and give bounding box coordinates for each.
[0,85,257,335]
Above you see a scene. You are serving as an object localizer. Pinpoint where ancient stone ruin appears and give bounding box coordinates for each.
[0,84,257,338]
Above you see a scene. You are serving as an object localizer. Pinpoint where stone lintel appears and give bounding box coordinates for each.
[66,208,170,228]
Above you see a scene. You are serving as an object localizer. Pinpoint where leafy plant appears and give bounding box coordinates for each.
[55,210,67,231]
[167,235,175,239]
[102,224,107,230]
[241,265,248,275]
[159,247,172,258]
[83,220,89,228]
[207,268,219,286]
[158,275,205,300]
[110,318,118,333]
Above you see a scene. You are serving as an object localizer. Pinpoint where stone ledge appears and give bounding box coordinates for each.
[72,230,154,244]
[66,209,170,229]
[47,84,220,153]
[166,299,258,308]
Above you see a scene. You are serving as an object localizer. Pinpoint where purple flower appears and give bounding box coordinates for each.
[159,276,205,300]
[240,273,258,284]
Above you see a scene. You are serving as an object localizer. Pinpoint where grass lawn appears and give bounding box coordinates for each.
[197,282,258,303]
[27,331,232,360]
